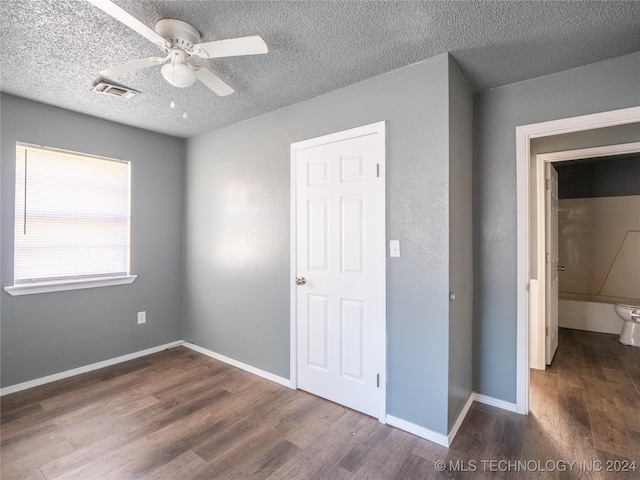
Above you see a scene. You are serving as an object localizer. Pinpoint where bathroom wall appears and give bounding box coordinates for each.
[556,194,639,332]
[558,195,640,301]
[557,156,640,304]
[555,155,640,332]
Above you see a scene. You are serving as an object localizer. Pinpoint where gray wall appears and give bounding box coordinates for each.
[473,52,640,402]
[183,115,291,377]
[0,94,185,387]
[185,54,456,434]
[447,57,474,430]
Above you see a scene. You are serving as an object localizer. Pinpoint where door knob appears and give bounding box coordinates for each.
[557,265,565,271]
[295,277,306,286]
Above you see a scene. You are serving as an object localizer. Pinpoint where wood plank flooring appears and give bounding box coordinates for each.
[2,328,639,479]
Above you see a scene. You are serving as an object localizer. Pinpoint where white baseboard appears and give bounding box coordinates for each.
[530,360,546,371]
[385,415,449,447]
[473,392,518,412]
[182,342,293,389]
[448,393,474,445]
[386,392,473,448]
[0,340,184,396]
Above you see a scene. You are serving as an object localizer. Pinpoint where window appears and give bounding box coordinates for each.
[4,143,136,296]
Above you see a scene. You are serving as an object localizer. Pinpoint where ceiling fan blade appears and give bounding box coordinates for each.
[193,36,268,59]
[101,56,167,78]
[86,0,168,49]
[194,68,234,96]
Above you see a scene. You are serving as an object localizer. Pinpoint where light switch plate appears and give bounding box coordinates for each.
[137,311,146,324]
[390,240,400,257]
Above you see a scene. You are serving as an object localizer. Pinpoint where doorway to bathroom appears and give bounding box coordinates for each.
[532,141,640,370]
[529,145,640,459]
[514,106,640,414]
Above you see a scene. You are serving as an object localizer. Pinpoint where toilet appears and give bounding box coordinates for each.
[614,304,640,347]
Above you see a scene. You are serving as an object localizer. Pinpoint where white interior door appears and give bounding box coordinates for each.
[545,163,559,365]
[292,124,384,418]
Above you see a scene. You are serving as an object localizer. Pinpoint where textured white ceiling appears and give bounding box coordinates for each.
[1,0,639,138]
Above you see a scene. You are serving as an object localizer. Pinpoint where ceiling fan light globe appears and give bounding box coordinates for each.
[161,62,196,88]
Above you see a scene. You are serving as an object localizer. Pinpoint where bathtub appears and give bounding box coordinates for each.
[558,294,624,334]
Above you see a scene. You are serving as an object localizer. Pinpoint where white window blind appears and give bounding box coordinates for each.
[13,143,131,284]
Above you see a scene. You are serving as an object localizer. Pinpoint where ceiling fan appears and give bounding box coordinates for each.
[87,0,268,96]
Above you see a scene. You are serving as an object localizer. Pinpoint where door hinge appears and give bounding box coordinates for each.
[546,327,549,337]
[546,253,551,263]
[376,163,380,178]
[546,178,550,190]
[376,374,380,388]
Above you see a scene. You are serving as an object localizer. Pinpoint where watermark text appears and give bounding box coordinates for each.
[434,459,637,473]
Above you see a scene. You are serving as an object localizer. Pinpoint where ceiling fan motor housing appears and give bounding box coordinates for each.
[155,19,202,50]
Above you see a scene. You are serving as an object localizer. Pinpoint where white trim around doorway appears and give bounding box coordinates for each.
[515,106,640,415]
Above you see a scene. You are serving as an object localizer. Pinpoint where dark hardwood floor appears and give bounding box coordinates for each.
[2,328,639,479]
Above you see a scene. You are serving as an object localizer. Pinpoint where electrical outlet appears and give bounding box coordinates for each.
[137,311,146,324]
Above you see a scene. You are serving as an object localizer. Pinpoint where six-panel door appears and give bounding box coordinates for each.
[295,132,381,417]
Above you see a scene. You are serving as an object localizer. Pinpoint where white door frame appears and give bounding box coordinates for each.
[290,121,387,422]
[530,142,640,371]
[515,105,640,414]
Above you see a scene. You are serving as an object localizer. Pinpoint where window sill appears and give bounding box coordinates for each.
[3,275,138,296]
